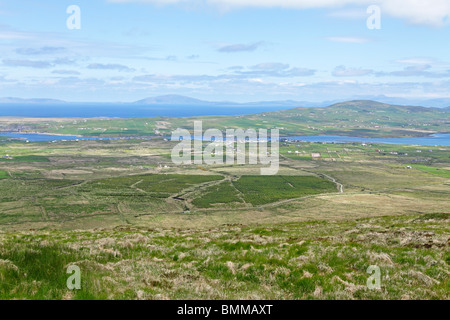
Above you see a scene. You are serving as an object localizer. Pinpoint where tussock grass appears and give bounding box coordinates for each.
[0,213,448,300]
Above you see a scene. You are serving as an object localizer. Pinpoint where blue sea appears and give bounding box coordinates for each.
[0,103,288,118]
[1,132,449,146]
[284,134,450,147]
[1,103,449,146]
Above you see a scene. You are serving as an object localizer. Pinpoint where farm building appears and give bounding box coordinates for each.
[311,153,321,159]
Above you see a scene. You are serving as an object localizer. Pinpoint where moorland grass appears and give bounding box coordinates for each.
[0,213,447,300]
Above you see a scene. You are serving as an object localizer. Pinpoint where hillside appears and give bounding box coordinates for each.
[1,100,449,138]
[246,100,450,137]
[0,213,448,299]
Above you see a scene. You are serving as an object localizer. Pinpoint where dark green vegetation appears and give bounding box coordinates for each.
[192,180,243,208]
[409,164,450,178]
[81,174,223,198]
[1,100,449,138]
[233,176,336,205]
[191,176,336,208]
[0,213,448,299]
[0,155,49,162]
[0,170,335,225]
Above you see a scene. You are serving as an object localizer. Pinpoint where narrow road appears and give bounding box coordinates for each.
[320,173,344,193]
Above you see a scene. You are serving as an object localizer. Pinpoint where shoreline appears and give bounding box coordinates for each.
[1,130,448,140]
[1,131,449,146]
[0,131,86,138]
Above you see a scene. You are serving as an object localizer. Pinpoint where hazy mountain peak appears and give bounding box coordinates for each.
[0,97,66,104]
[134,95,209,105]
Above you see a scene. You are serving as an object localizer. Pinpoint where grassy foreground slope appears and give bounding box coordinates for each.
[0,213,448,300]
[1,100,449,138]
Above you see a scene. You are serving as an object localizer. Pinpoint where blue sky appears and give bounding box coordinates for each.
[0,0,450,102]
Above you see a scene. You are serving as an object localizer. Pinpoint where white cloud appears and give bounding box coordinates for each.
[379,65,450,78]
[250,63,290,71]
[3,59,52,69]
[328,8,367,19]
[396,58,437,65]
[382,0,450,27]
[333,65,373,77]
[107,0,450,27]
[0,31,31,40]
[52,70,81,75]
[87,63,136,72]
[216,42,264,52]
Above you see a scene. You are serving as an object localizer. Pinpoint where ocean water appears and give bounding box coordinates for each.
[1,103,449,146]
[1,132,449,146]
[284,134,450,147]
[0,133,102,142]
[0,103,288,118]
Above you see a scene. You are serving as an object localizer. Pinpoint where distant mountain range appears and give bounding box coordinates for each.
[134,94,450,108]
[354,95,450,109]
[1,94,449,108]
[133,94,326,107]
[134,95,212,105]
[0,97,67,104]
[323,100,441,113]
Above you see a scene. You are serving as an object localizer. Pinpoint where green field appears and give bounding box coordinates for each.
[0,155,50,162]
[81,174,224,197]
[408,164,450,178]
[233,175,337,205]
[192,180,244,208]
[191,176,336,208]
